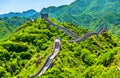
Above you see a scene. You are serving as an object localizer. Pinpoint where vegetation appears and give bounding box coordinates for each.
[40,0,120,37]
[1,0,120,38]
[0,16,31,40]
[0,20,15,40]
[0,17,120,78]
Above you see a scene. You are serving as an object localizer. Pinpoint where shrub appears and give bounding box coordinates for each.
[20,52,32,60]
[2,41,28,52]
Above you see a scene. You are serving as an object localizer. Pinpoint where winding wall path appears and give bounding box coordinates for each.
[44,17,79,39]
[30,38,61,78]
[97,26,108,36]
[69,26,107,43]
[69,32,97,43]
[43,16,107,43]
[30,16,108,78]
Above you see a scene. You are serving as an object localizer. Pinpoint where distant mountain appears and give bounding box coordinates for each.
[0,9,39,39]
[0,20,15,39]
[0,16,28,40]
[1,0,120,38]
[1,17,27,26]
[40,0,120,37]
[0,9,38,18]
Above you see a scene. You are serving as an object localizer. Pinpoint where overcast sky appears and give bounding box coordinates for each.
[0,0,75,14]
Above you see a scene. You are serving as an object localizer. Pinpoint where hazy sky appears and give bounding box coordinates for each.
[0,0,75,14]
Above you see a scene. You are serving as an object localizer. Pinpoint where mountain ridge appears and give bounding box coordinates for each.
[1,0,120,39]
[39,0,120,37]
[0,9,38,18]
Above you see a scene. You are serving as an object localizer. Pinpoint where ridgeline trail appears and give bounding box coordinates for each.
[69,32,97,43]
[30,14,107,78]
[69,26,107,43]
[43,15,79,39]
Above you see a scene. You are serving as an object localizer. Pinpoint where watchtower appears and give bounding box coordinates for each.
[41,14,48,18]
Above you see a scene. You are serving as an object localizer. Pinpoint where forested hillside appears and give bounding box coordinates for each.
[40,0,120,37]
[1,17,27,27]
[0,17,28,40]
[0,17,120,78]
[0,20,15,40]
[0,9,41,40]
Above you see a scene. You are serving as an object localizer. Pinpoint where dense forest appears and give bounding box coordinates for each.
[0,17,120,78]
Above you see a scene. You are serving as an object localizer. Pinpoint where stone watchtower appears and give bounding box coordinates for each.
[41,14,48,18]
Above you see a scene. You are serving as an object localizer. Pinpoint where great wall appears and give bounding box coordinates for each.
[30,14,107,78]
